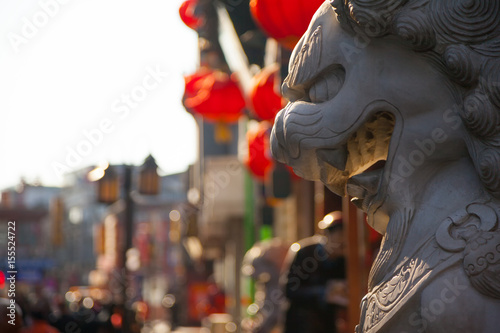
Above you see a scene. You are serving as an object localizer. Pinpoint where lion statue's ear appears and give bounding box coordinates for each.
[436,202,500,298]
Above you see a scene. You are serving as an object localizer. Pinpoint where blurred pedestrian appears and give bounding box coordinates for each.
[21,301,60,333]
[241,238,289,333]
[48,296,76,333]
[281,212,347,333]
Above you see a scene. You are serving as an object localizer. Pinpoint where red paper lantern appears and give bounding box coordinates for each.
[245,122,274,180]
[249,64,285,122]
[183,68,245,123]
[179,0,202,30]
[249,0,325,49]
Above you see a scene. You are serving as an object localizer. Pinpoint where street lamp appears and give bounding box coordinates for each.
[138,155,160,196]
[90,155,160,333]
[97,165,119,204]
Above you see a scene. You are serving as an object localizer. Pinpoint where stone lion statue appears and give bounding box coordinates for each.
[270,0,500,332]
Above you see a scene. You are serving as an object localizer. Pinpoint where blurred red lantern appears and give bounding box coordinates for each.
[245,122,274,180]
[249,0,325,49]
[179,0,203,30]
[249,64,284,122]
[183,68,245,142]
[183,68,245,123]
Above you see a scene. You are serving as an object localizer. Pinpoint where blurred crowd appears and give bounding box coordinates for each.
[1,212,349,333]
[0,291,132,333]
[241,211,348,333]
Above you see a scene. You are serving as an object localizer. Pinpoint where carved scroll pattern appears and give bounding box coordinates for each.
[435,201,500,298]
[359,237,456,333]
[358,200,500,332]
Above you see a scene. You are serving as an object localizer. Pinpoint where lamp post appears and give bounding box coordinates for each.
[92,155,159,333]
[138,155,160,196]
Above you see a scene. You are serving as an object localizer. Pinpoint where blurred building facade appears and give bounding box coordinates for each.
[180,1,325,330]
[0,164,194,326]
[0,183,61,292]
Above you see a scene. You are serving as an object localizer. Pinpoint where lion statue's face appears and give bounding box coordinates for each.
[270,2,469,233]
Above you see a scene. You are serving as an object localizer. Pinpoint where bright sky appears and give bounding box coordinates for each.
[0,0,199,190]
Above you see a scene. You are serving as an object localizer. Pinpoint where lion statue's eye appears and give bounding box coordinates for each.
[307,66,345,104]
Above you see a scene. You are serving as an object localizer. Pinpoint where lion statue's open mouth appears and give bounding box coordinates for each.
[271,98,397,229]
[272,107,395,206]
[341,112,395,211]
